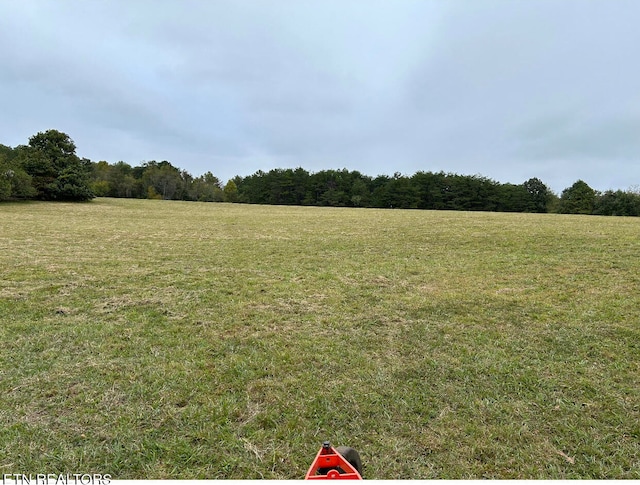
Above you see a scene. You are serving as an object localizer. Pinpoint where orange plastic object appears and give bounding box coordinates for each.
[305,442,363,480]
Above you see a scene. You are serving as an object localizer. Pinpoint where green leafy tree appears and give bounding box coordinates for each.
[350,178,370,207]
[142,161,183,199]
[594,189,640,216]
[559,180,596,214]
[497,183,532,212]
[110,161,141,198]
[383,172,418,209]
[89,160,112,196]
[176,169,193,200]
[411,171,443,209]
[370,175,391,208]
[0,149,36,201]
[523,177,552,213]
[20,130,94,201]
[223,179,239,202]
[191,171,222,201]
[90,180,111,197]
[53,158,95,201]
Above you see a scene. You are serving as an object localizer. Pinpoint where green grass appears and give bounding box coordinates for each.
[1,198,639,478]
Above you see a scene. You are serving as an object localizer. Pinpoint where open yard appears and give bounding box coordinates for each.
[1,198,638,478]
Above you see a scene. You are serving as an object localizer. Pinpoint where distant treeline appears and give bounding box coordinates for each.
[2,129,640,216]
[234,168,554,213]
[232,168,640,216]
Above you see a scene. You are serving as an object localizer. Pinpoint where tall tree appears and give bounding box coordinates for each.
[110,161,141,198]
[20,130,94,201]
[350,177,371,207]
[223,179,239,202]
[523,177,552,213]
[141,161,182,199]
[559,180,596,214]
[191,171,223,201]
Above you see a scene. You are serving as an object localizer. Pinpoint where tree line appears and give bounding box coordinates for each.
[232,168,640,216]
[1,130,93,202]
[232,168,553,213]
[2,129,639,216]
[0,130,227,203]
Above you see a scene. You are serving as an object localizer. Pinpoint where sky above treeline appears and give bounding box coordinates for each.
[1,0,639,193]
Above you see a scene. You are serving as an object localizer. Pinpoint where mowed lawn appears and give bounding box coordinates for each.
[1,198,638,479]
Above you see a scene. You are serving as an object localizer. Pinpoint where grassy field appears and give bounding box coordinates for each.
[1,198,638,479]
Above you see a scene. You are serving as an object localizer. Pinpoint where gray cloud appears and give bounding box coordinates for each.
[1,0,639,193]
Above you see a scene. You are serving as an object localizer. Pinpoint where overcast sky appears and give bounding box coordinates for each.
[1,0,639,193]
